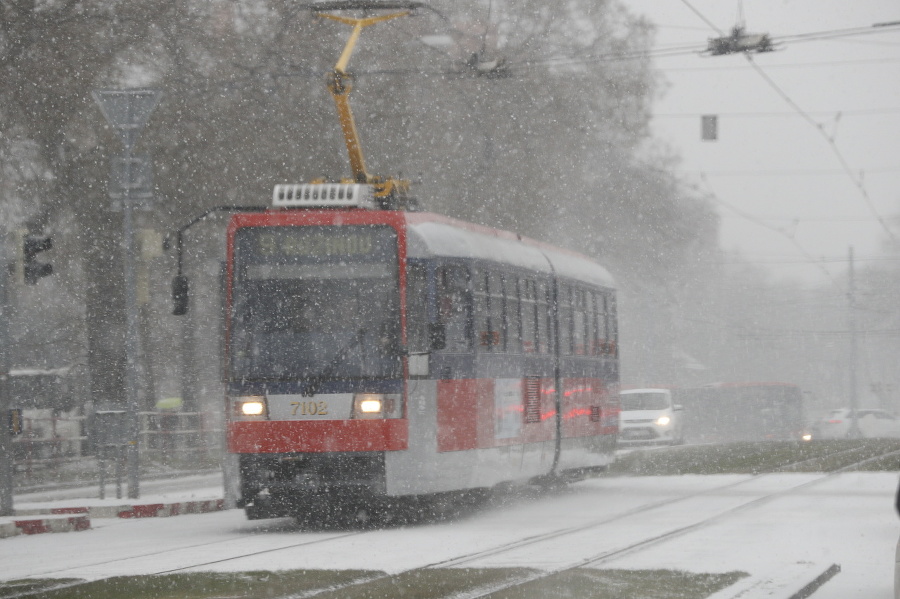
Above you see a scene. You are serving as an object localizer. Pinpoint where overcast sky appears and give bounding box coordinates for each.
[619,0,900,285]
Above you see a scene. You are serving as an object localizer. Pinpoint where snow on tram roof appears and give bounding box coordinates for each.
[405,213,615,290]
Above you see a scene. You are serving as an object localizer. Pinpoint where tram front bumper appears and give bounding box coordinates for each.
[239,452,386,518]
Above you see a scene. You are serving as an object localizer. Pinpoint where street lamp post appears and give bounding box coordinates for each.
[0,234,13,516]
[92,89,162,499]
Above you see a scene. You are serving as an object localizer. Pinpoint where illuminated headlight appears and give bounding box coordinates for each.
[353,393,401,419]
[656,415,671,426]
[242,401,265,416]
[354,393,384,418]
[234,396,267,419]
[360,398,383,413]
[801,433,813,442]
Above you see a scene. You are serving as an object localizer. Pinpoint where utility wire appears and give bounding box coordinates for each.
[656,107,900,119]
[660,57,900,72]
[712,256,900,265]
[678,0,725,35]
[501,19,900,71]
[741,54,896,241]
[673,0,898,242]
[216,14,900,80]
[683,165,900,176]
[718,214,900,222]
[699,174,843,289]
[776,22,900,44]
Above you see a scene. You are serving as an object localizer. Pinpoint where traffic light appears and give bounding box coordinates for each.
[171,275,189,316]
[22,233,52,285]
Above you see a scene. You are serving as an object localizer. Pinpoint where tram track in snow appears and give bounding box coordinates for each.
[6,445,897,599]
[4,529,370,599]
[402,443,899,572]
[447,447,900,599]
[282,444,900,598]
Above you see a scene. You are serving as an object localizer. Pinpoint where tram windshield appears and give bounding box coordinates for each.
[229,225,401,381]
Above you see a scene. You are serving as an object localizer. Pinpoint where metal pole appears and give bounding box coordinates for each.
[122,131,143,499]
[93,89,161,500]
[848,246,861,438]
[0,234,14,516]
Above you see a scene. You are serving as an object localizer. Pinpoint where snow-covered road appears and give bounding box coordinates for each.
[2,472,897,598]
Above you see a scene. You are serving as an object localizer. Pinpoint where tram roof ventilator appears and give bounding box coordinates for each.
[273,183,376,209]
[272,182,418,211]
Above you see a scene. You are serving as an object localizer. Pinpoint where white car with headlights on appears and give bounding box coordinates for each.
[619,388,685,446]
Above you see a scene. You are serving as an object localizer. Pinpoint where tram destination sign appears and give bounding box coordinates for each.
[245,226,397,261]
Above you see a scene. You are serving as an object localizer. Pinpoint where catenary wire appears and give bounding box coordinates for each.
[669,0,897,241]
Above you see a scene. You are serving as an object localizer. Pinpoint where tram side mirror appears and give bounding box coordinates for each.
[172,275,190,316]
[428,323,446,351]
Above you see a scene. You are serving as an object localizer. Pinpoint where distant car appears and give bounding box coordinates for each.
[816,408,900,439]
[618,388,684,446]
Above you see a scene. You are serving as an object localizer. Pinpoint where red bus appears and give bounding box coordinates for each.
[675,382,807,443]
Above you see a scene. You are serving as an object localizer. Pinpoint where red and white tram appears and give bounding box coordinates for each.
[203,2,620,521]
[225,184,620,520]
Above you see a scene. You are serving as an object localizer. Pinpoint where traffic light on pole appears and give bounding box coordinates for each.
[23,234,52,285]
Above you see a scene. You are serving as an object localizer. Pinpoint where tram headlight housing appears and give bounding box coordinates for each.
[234,396,267,420]
[353,393,401,419]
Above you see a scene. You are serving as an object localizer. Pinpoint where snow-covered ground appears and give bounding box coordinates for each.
[2,472,897,598]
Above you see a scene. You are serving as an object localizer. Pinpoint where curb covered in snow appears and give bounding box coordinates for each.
[0,514,91,539]
[116,498,225,518]
[2,498,225,539]
[16,498,225,519]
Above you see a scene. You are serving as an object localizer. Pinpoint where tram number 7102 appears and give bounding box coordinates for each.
[291,401,329,416]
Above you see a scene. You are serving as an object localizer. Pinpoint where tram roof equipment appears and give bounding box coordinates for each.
[295,1,425,206]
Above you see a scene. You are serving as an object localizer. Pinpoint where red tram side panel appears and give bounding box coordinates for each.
[225,202,619,518]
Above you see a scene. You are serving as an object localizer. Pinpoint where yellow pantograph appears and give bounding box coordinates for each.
[317,10,412,199]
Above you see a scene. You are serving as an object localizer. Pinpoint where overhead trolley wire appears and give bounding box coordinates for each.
[775,21,900,44]
[698,174,844,290]
[501,18,900,71]
[741,54,897,241]
[673,0,898,243]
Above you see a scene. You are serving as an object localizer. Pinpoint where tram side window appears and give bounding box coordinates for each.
[506,275,522,354]
[595,292,608,352]
[491,272,507,352]
[521,279,536,353]
[558,284,574,355]
[588,291,602,355]
[406,263,427,353]
[536,279,551,354]
[608,293,618,355]
[572,287,587,356]
[598,292,617,356]
[474,269,492,349]
[507,275,522,353]
[437,264,472,352]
